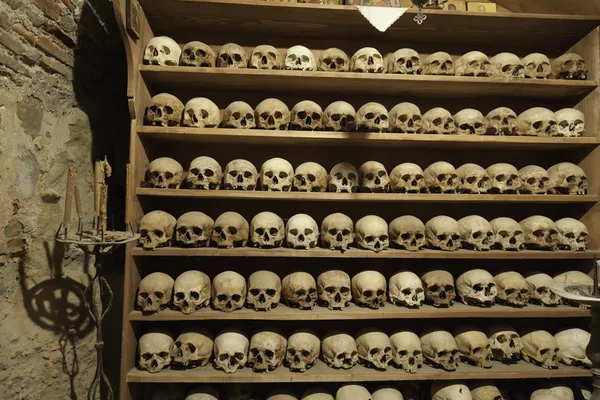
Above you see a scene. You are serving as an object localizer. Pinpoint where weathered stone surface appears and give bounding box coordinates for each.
[33,0,61,21]
[12,23,37,44]
[40,55,72,77]
[0,49,31,76]
[0,31,27,55]
[4,0,23,10]
[41,189,61,203]
[15,149,39,199]
[0,11,11,29]
[17,96,43,137]
[4,220,24,237]
[36,36,74,66]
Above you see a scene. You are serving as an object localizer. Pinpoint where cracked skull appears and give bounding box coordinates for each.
[180,41,215,67]
[137,272,174,313]
[454,327,492,368]
[282,272,317,309]
[555,217,588,251]
[182,97,220,128]
[456,269,497,307]
[390,163,425,193]
[139,331,174,373]
[421,270,456,307]
[522,53,551,79]
[420,329,459,371]
[352,270,387,309]
[187,156,222,190]
[351,47,385,73]
[425,215,461,251]
[144,36,181,66]
[290,100,323,131]
[423,52,454,75]
[328,162,358,193]
[222,101,256,129]
[518,165,550,194]
[259,157,293,192]
[487,163,521,194]
[494,271,530,307]
[317,270,352,310]
[144,93,184,127]
[322,332,358,369]
[248,329,287,372]
[286,331,320,372]
[490,52,524,78]
[520,215,559,250]
[359,161,390,193]
[455,109,485,136]
[422,107,456,135]
[456,163,490,194]
[250,211,284,248]
[322,101,356,132]
[356,102,389,133]
[525,272,560,306]
[485,107,517,136]
[356,328,393,370]
[458,215,494,251]
[555,108,585,137]
[139,210,177,250]
[211,211,249,248]
[548,162,588,195]
[424,161,458,194]
[175,212,214,248]
[247,270,281,311]
[516,107,557,137]
[551,53,588,80]
[213,329,249,373]
[224,159,258,191]
[255,98,290,130]
[389,102,422,134]
[320,213,354,251]
[217,43,248,68]
[486,324,522,361]
[211,271,246,312]
[293,162,328,192]
[318,48,350,72]
[286,213,318,249]
[431,382,471,400]
[388,48,421,74]
[389,215,426,252]
[490,217,524,251]
[455,51,492,77]
[389,271,424,307]
[171,329,213,367]
[390,330,422,373]
[284,45,316,71]
[173,270,211,314]
[521,330,559,369]
[355,216,389,252]
[147,157,183,189]
[555,328,591,368]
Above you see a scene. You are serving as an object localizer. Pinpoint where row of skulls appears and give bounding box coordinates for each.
[148,157,588,196]
[138,325,590,375]
[138,268,592,316]
[143,37,588,80]
[139,210,589,253]
[144,94,585,138]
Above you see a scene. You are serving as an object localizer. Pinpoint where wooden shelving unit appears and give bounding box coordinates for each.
[113,0,600,398]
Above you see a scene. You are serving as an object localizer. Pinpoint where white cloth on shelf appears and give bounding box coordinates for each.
[355,5,409,32]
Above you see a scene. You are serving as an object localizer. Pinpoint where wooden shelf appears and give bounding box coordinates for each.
[137,0,600,54]
[129,303,589,321]
[138,127,600,150]
[132,247,598,260]
[140,66,597,100]
[126,360,591,384]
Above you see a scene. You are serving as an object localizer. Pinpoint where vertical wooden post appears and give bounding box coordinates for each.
[100,184,108,232]
[590,305,600,400]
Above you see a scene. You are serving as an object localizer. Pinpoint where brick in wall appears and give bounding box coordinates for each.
[12,24,37,44]
[0,50,32,77]
[36,36,73,67]
[40,55,72,78]
[33,0,61,21]
[0,31,27,55]
[0,11,11,30]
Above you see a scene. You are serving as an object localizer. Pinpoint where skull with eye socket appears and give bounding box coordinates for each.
[285,213,318,250]
[352,270,387,309]
[328,162,359,193]
[355,215,389,253]
[293,162,328,193]
[290,100,323,131]
[321,213,355,251]
[217,43,248,68]
[139,211,177,250]
[282,272,317,309]
[318,48,350,72]
[425,215,461,251]
[224,159,258,191]
[359,161,390,193]
[211,271,246,313]
[250,212,285,249]
[180,41,215,67]
[421,270,456,307]
[211,211,249,249]
[494,271,531,307]
[144,93,184,127]
[255,98,290,130]
[222,101,256,129]
[187,156,222,190]
[318,270,352,310]
[259,158,293,192]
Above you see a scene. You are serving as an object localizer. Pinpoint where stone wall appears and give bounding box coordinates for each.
[0,0,128,398]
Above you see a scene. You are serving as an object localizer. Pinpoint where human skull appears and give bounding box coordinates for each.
[490,52,524,78]
[213,329,249,373]
[422,107,456,135]
[290,100,323,131]
[531,384,574,400]
[421,270,456,307]
[171,329,213,367]
[420,329,459,371]
[555,217,588,251]
[522,53,551,79]
[173,270,211,314]
[485,107,517,136]
[424,162,458,194]
[250,45,282,70]
[456,269,497,307]
[187,156,222,190]
[284,45,316,71]
[175,212,214,248]
[356,102,389,133]
[389,102,422,134]
[318,48,350,72]
[431,382,471,400]
[547,162,588,195]
[293,162,328,192]
[139,331,174,373]
[147,157,184,189]
[423,52,454,75]
[286,330,320,372]
[390,163,426,194]
[137,272,174,313]
[144,93,184,127]
[425,216,461,251]
[486,324,522,361]
[516,107,557,136]
[351,47,384,73]
[390,330,422,373]
[555,108,585,137]
[144,36,181,66]
[388,48,421,74]
[322,101,356,132]
[356,328,392,370]
[320,213,354,251]
[180,41,215,67]
[355,216,389,253]
[222,101,256,129]
[372,387,404,400]
[389,216,426,252]
[455,109,485,136]
[139,210,177,250]
[455,51,492,77]
[456,163,490,194]
[182,97,220,128]
[259,157,293,192]
[250,211,284,248]
[454,327,492,368]
[267,393,297,400]
[525,272,560,306]
[458,215,494,251]
[518,165,550,194]
[186,385,220,400]
[555,328,591,367]
[554,270,594,286]
[248,329,287,372]
[224,159,258,191]
[521,330,559,369]
[490,217,524,251]
[487,163,521,194]
[211,271,246,312]
[352,270,387,309]
[494,271,530,307]
[286,213,318,249]
[318,270,352,310]
[520,216,559,250]
[389,271,424,307]
[551,53,588,80]
[359,161,390,193]
[255,98,290,130]
[217,43,248,68]
[302,388,334,400]
[211,211,249,248]
[328,162,358,193]
[247,270,281,311]
[322,332,358,369]
[282,272,317,309]
[337,385,372,400]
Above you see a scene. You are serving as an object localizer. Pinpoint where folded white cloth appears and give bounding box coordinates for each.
[356,5,409,32]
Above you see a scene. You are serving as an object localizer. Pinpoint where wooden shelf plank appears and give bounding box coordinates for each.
[137,127,600,150]
[129,303,589,321]
[138,0,600,54]
[132,247,598,259]
[140,67,598,100]
[126,360,591,383]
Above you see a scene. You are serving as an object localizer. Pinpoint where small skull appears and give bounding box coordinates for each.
[351,47,385,73]
[211,211,249,248]
[171,329,213,367]
[423,52,454,75]
[516,107,557,136]
[255,98,290,130]
[144,36,180,66]
[211,271,246,313]
[388,271,424,307]
[425,216,461,251]
[522,53,551,79]
[525,272,560,306]
[213,329,249,373]
[547,162,588,195]
[175,212,214,248]
[421,270,456,307]
[455,51,492,77]
[322,332,358,369]
[293,162,328,192]
[456,163,491,194]
[137,272,174,313]
[424,161,458,194]
[322,101,356,132]
[173,270,211,314]
[248,329,287,372]
[144,93,184,127]
[352,270,387,309]
[555,328,591,368]
[359,161,390,193]
[250,211,284,248]
[259,157,293,192]
[187,156,222,190]
[486,324,522,361]
[182,97,220,128]
[494,271,530,307]
[356,102,389,133]
[286,330,320,372]
[555,108,585,137]
[139,210,177,250]
[180,41,215,67]
[222,101,256,129]
[422,107,456,135]
[389,216,426,252]
[356,328,392,370]
[328,162,358,193]
[487,163,521,194]
[147,157,184,189]
[485,107,517,136]
[389,102,422,134]
[456,269,497,307]
[388,48,422,74]
[490,217,524,251]
[532,384,575,400]
[336,385,371,400]
[138,331,174,373]
[420,329,459,371]
[390,330,422,373]
[454,109,485,136]
[355,216,389,253]
[224,159,258,191]
[518,165,550,194]
[290,100,323,131]
[454,326,492,368]
[317,270,352,310]
[247,270,281,311]
[520,215,559,250]
[320,213,354,251]
[521,330,559,369]
[286,213,318,249]
[490,52,524,78]
[282,272,317,309]
[458,215,494,251]
[284,45,316,71]
[372,387,405,400]
[551,53,588,80]
[555,217,589,251]
[390,163,426,193]
[431,382,471,400]
[217,43,248,68]
[250,45,282,70]
[318,48,350,72]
